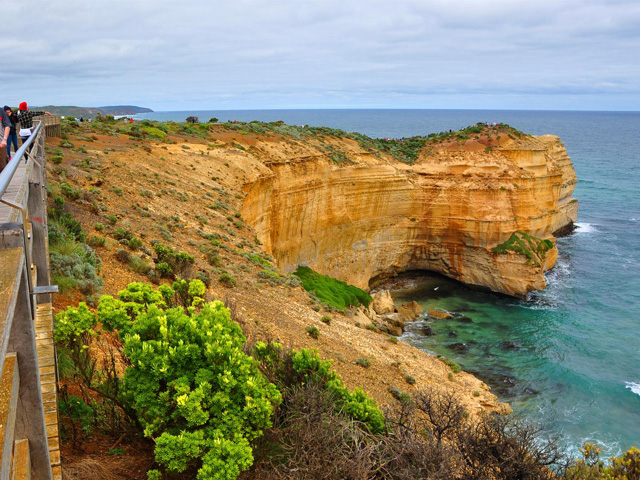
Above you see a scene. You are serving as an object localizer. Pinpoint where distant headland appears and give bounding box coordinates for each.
[31,105,153,118]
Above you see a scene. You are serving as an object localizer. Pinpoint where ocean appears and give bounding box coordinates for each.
[139,109,640,455]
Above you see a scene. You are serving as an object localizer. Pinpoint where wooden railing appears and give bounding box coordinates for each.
[31,117,60,139]
[0,123,61,480]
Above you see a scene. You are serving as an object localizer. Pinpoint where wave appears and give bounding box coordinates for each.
[574,222,597,234]
[625,382,640,397]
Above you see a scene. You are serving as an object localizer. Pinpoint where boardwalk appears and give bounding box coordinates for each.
[0,159,28,223]
[0,124,61,480]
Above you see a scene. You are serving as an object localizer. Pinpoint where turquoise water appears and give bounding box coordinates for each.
[142,109,640,454]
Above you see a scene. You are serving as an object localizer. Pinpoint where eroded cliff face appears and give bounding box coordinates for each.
[241,129,578,297]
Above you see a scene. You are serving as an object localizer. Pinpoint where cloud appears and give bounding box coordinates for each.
[5,0,640,110]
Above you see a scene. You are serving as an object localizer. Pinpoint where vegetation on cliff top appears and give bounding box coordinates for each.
[293,266,372,311]
[492,231,554,267]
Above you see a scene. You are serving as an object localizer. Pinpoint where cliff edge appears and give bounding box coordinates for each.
[241,125,578,297]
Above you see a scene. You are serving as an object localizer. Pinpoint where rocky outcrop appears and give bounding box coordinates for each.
[241,129,578,297]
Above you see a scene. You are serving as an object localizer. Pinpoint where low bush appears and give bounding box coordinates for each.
[153,243,194,278]
[305,325,320,339]
[252,343,385,435]
[86,236,106,247]
[218,273,236,287]
[48,200,102,296]
[355,357,371,368]
[443,358,461,373]
[55,281,281,480]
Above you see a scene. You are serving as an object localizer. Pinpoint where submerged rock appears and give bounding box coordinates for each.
[417,324,434,336]
[500,341,520,351]
[447,342,469,353]
[428,309,453,319]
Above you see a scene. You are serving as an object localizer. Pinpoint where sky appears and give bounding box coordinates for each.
[6,0,640,111]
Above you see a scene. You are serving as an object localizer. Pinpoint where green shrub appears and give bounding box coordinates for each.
[51,155,63,164]
[50,251,103,295]
[252,344,385,434]
[153,243,194,278]
[404,374,416,385]
[59,182,81,201]
[388,387,412,403]
[115,248,131,263]
[128,237,143,250]
[565,443,640,480]
[156,262,173,278]
[293,266,372,311]
[355,358,371,368]
[320,315,332,325]
[218,273,236,287]
[86,236,106,247]
[94,222,105,231]
[305,325,320,339]
[492,231,554,266]
[195,271,211,287]
[443,358,461,373]
[201,244,221,266]
[113,227,133,242]
[56,282,281,480]
[141,125,167,140]
[129,254,152,275]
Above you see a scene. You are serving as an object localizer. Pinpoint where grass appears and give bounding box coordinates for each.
[293,266,372,311]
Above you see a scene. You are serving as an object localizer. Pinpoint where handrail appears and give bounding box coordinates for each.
[0,121,42,198]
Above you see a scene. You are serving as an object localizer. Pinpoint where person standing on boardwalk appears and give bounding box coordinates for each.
[3,106,19,159]
[16,102,50,146]
[0,108,10,172]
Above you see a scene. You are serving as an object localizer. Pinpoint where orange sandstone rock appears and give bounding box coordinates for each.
[241,133,577,297]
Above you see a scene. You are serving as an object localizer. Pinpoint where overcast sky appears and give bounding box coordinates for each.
[6,0,640,111]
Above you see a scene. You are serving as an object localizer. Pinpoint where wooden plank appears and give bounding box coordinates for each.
[34,304,60,478]
[0,353,19,480]
[11,439,30,480]
[43,413,57,426]
[46,437,58,451]
[51,465,61,480]
[47,449,59,466]
[44,425,57,439]
[38,366,55,377]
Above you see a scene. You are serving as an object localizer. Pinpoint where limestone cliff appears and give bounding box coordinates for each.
[241,127,578,297]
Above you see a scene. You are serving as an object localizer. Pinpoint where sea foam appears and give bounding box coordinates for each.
[575,222,597,234]
[625,382,640,396]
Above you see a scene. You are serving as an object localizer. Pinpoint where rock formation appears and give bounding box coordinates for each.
[241,127,578,297]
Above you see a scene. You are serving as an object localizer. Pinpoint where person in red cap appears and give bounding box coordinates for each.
[16,102,51,148]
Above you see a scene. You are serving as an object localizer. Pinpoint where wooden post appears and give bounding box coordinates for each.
[28,135,51,305]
